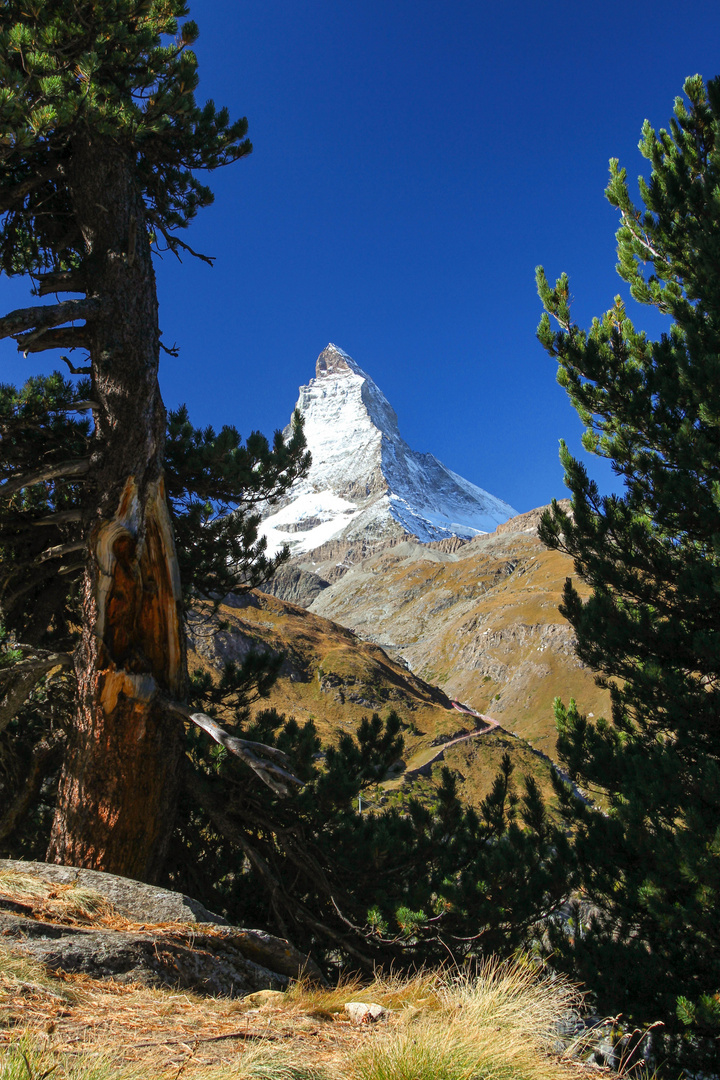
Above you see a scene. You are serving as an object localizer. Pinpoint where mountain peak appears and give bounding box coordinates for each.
[260,347,518,557]
[316,343,362,378]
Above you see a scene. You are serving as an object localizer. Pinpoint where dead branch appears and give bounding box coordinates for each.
[168,702,302,796]
[0,652,73,734]
[0,730,66,842]
[0,297,99,341]
[128,1031,291,1050]
[38,539,86,563]
[32,510,82,526]
[57,561,85,577]
[18,326,89,355]
[36,269,85,296]
[0,457,89,499]
[150,216,215,265]
[60,354,91,375]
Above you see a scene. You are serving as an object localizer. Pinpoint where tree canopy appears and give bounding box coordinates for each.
[0,0,250,276]
[537,73,720,1071]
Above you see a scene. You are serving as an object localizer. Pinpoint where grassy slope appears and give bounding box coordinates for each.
[187,590,559,815]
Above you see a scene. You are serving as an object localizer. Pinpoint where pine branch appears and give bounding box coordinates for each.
[0,458,90,499]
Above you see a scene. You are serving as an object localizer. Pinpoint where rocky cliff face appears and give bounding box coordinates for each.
[258,345,517,561]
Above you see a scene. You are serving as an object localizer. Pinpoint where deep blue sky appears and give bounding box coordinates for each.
[4,0,720,511]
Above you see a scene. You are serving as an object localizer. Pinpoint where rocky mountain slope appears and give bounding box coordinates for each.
[258,344,516,565]
[304,508,609,755]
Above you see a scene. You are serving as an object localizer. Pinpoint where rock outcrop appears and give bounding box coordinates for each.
[0,861,323,996]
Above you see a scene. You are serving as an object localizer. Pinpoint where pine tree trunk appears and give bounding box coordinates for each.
[46,136,186,882]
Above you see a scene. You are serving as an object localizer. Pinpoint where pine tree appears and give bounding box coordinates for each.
[536,75,720,1067]
[0,1,299,880]
[0,372,309,861]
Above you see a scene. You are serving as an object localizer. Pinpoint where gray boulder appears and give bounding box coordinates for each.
[0,860,323,996]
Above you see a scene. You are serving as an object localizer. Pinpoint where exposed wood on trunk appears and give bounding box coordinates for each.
[48,478,186,880]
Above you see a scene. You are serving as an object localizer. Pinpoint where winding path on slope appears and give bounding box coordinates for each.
[402,715,499,778]
[389,710,597,808]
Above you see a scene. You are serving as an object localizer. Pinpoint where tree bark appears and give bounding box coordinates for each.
[46,135,186,882]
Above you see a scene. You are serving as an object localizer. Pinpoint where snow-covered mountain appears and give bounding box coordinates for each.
[259,344,517,558]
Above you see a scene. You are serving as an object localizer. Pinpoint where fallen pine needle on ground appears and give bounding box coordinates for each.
[0,943,640,1080]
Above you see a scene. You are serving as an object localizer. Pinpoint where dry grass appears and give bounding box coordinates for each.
[0,871,116,925]
[346,958,585,1080]
[0,948,624,1080]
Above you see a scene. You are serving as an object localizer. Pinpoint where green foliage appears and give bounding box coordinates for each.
[0,372,570,970]
[0,0,251,275]
[0,371,308,859]
[537,74,720,1071]
[170,691,571,970]
[0,373,89,644]
[165,404,310,603]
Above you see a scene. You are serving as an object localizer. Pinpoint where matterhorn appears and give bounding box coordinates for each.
[259,345,516,571]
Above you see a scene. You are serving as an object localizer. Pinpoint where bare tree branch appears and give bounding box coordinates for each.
[0,458,89,499]
[166,701,302,796]
[0,652,73,734]
[150,217,215,265]
[32,510,83,526]
[38,540,86,564]
[0,297,99,341]
[57,561,85,577]
[18,326,89,355]
[36,269,85,297]
[60,355,91,375]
